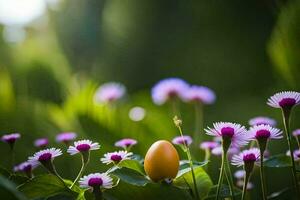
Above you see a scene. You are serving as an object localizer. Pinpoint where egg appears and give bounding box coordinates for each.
[144,140,180,182]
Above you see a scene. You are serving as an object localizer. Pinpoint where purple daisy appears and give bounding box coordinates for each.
[1,133,20,144]
[28,148,62,166]
[267,91,300,109]
[172,135,193,146]
[231,148,260,167]
[151,78,189,105]
[14,161,38,173]
[79,173,113,190]
[94,82,126,103]
[248,124,283,141]
[115,138,137,150]
[56,132,77,144]
[248,116,276,127]
[101,150,132,165]
[205,122,249,147]
[34,138,49,148]
[199,141,219,151]
[183,85,216,104]
[293,129,300,137]
[67,140,100,155]
[286,150,300,162]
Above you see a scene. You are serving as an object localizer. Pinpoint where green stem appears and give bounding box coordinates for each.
[194,103,203,149]
[70,154,88,189]
[216,151,225,200]
[282,109,300,196]
[242,171,250,200]
[171,98,180,117]
[259,149,267,200]
[295,137,300,150]
[93,187,103,200]
[224,155,235,200]
[178,126,199,200]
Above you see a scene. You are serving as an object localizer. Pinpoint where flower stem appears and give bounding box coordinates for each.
[70,153,89,189]
[215,150,225,200]
[282,109,300,196]
[177,125,200,200]
[224,154,235,200]
[194,102,203,150]
[93,187,103,200]
[259,148,267,200]
[242,171,250,200]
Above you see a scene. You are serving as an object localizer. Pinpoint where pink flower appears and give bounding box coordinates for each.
[79,173,113,190]
[56,132,77,144]
[267,91,300,109]
[248,124,283,141]
[67,140,100,155]
[94,82,126,103]
[205,122,249,147]
[172,135,193,146]
[248,116,276,126]
[293,129,300,137]
[101,151,132,165]
[34,138,49,148]
[14,161,38,173]
[28,148,62,166]
[115,138,137,149]
[200,141,219,150]
[231,148,260,167]
[1,133,20,144]
[286,150,300,161]
[151,78,189,105]
[183,85,216,104]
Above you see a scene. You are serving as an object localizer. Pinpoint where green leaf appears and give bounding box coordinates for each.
[104,181,193,200]
[8,174,29,186]
[118,159,145,175]
[205,184,242,199]
[111,167,150,186]
[264,154,291,168]
[173,166,213,199]
[18,174,76,199]
[0,175,28,200]
[179,160,209,171]
[0,166,11,178]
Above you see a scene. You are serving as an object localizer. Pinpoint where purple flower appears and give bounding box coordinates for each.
[56,132,77,144]
[1,133,20,144]
[101,150,132,165]
[79,173,113,190]
[115,138,137,149]
[14,161,38,173]
[293,129,300,137]
[234,170,246,179]
[267,91,300,109]
[231,148,260,167]
[151,78,189,105]
[248,116,276,126]
[199,141,219,150]
[94,82,126,103]
[248,124,283,141]
[128,107,146,121]
[286,150,300,161]
[172,135,193,146]
[28,148,62,166]
[183,85,216,104]
[205,122,249,147]
[34,138,49,148]
[67,140,100,155]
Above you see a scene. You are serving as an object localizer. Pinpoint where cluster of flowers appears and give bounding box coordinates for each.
[1,132,137,193]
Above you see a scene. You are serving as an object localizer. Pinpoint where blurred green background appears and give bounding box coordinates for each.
[0,0,300,199]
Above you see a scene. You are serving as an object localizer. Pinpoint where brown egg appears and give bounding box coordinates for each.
[144,140,180,182]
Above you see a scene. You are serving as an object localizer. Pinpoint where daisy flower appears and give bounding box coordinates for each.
[248,116,276,126]
[183,85,216,104]
[28,148,62,166]
[101,151,132,165]
[234,170,246,179]
[56,132,77,144]
[115,138,137,150]
[79,173,113,190]
[1,133,20,144]
[293,129,300,137]
[231,148,260,167]
[286,150,300,162]
[94,82,126,103]
[199,141,219,151]
[267,91,300,109]
[34,138,49,148]
[205,122,249,147]
[172,135,193,146]
[67,140,100,155]
[151,78,189,105]
[14,161,38,178]
[248,124,283,141]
